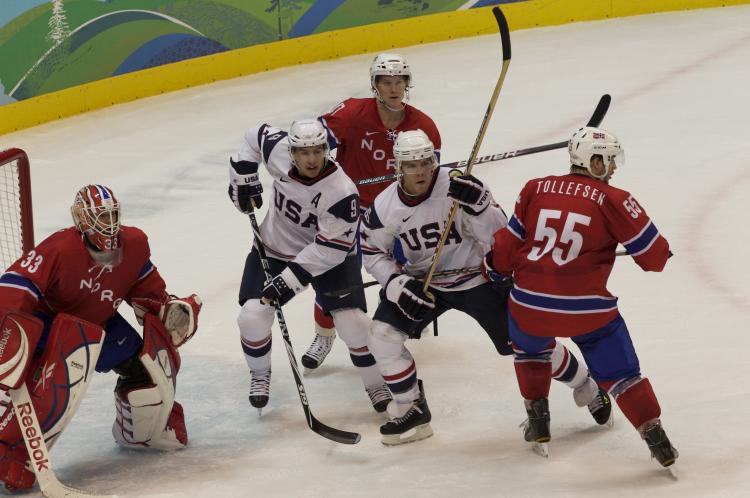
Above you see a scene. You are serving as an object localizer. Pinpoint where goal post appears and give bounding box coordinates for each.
[0,148,34,269]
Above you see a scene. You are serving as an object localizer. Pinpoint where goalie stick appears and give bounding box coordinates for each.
[421,5,511,298]
[355,94,611,187]
[9,384,117,498]
[247,204,361,445]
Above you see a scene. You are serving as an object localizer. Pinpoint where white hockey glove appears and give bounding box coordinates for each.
[447,171,492,215]
[229,158,263,213]
[131,294,203,347]
[261,267,307,306]
[385,274,435,322]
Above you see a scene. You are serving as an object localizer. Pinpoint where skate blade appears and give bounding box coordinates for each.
[381,423,433,446]
[532,441,549,458]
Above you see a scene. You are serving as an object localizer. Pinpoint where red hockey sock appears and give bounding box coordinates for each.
[314,303,335,330]
[514,361,552,401]
[611,377,661,430]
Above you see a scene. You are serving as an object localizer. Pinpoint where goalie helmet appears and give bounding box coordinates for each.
[568,126,625,179]
[71,184,121,252]
[393,129,437,175]
[370,53,412,89]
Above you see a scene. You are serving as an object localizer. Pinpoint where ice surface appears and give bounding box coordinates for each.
[3,5,750,497]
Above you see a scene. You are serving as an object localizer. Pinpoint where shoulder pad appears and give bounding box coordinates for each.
[362,205,384,230]
[327,193,359,223]
[258,124,288,164]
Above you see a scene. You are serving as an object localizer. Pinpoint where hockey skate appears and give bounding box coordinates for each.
[380,380,433,446]
[520,398,551,458]
[642,422,679,468]
[366,383,393,413]
[249,369,271,416]
[587,388,613,427]
[301,330,335,372]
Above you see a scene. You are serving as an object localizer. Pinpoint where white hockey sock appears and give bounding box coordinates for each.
[551,341,589,389]
[238,299,275,372]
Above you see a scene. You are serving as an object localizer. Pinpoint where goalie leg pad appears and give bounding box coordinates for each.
[0,312,43,390]
[0,314,103,491]
[113,314,186,450]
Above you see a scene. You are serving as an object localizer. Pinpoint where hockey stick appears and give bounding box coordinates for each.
[356,94,611,187]
[9,384,116,498]
[328,249,633,298]
[247,206,361,445]
[323,265,483,298]
[421,6,511,298]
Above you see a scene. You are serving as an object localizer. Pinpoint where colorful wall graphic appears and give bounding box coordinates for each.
[0,0,516,106]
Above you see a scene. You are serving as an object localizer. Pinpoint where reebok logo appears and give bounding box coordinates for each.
[17,402,50,471]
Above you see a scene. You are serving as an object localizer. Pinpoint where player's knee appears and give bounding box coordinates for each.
[237,299,274,337]
[0,311,44,390]
[368,320,408,363]
[330,308,369,347]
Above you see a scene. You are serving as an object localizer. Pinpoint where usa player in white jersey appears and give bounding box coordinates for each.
[361,130,612,445]
[228,119,392,414]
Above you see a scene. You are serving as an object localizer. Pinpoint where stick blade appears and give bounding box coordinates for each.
[492,7,511,61]
[586,94,611,127]
[311,417,362,445]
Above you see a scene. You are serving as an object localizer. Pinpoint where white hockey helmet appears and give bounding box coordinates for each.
[568,126,625,179]
[370,53,412,89]
[393,129,437,175]
[288,119,328,149]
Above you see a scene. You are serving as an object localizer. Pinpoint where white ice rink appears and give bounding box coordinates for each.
[2,5,750,497]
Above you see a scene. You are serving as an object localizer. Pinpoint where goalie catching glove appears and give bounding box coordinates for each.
[447,171,493,215]
[132,293,203,347]
[385,274,435,322]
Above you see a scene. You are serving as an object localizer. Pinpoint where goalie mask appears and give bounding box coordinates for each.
[71,184,121,253]
[370,53,412,109]
[568,126,625,180]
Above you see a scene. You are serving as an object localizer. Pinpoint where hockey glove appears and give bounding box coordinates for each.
[481,252,513,291]
[229,158,263,213]
[447,171,492,215]
[261,267,307,306]
[385,274,435,322]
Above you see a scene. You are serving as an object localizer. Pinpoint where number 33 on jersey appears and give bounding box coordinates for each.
[490,173,671,337]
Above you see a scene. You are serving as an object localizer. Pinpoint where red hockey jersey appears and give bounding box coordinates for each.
[0,226,167,325]
[491,173,670,337]
[320,97,441,208]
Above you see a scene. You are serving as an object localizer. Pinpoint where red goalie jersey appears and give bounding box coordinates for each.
[320,97,441,208]
[491,173,671,337]
[0,226,167,325]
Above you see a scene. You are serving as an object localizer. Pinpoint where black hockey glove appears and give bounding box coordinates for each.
[481,252,513,292]
[447,171,492,216]
[261,267,307,306]
[385,274,435,322]
[229,158,263,213]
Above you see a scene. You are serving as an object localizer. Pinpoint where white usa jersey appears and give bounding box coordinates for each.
[237,124,360,279]
[361,168,507,292]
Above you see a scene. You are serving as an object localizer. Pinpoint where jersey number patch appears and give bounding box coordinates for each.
[528,209,591,266]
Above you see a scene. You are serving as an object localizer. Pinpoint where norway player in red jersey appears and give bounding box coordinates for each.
[0,185,202,491]
[487,127,678,466]
[302,53,442,370]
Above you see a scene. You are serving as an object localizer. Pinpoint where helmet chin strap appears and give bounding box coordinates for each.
[373,88,409,112]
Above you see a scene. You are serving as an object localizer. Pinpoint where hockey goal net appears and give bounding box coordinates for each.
[0,148,34,270]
